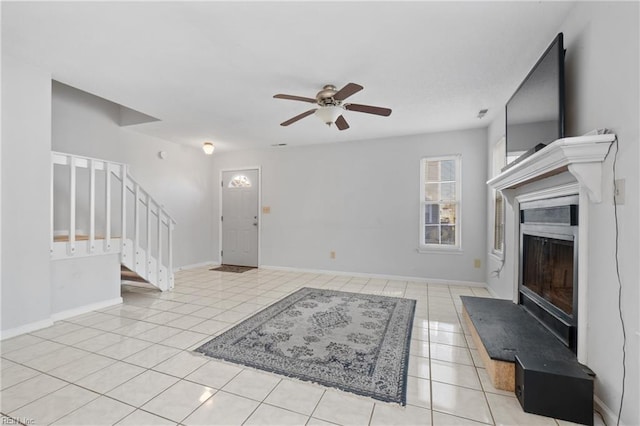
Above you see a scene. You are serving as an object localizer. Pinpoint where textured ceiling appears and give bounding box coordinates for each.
[2,1,575,152]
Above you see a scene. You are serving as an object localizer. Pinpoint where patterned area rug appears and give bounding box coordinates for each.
[195,287,416,404]
[210,265,256,273]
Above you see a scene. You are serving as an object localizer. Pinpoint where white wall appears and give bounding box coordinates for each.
[486,3,639,424]
[1,55,53,335]
[51,254,121,317]
[52,82,215,269]
[213,128,488,283]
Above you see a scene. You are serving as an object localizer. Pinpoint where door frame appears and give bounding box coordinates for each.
[218,167,262,267]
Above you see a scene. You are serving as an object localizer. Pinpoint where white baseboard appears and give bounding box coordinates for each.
[51,297,123,322]
[485,285,502,299]
[1,318,55,341]
[259,264,486,288]
[174,261,219,272]
[594,395,620,426]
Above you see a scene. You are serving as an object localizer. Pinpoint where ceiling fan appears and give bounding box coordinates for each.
[274,83,392,130]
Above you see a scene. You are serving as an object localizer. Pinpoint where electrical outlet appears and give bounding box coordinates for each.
[614,179,625,205]
[330,251,336,259]
[474,259,481,268]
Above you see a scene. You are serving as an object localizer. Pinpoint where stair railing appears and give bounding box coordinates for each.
[51,152,175,290]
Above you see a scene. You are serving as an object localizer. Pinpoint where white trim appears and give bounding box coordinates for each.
[514,182,580,204]
[512,183,591,362]
[485,284,502,299]
[1,318,55,340]
[260,264,487,288]
[594,396,620,426]
[51,238,122,260]
[576,188,589,363]
[51,297,123,322]
[174,260,220,272]
[218,167,262,267]
[488,134,615,203]
[416,247,463,255]
[419,154,462,250]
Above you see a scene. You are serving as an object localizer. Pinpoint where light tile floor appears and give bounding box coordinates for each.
[0,267,603,425]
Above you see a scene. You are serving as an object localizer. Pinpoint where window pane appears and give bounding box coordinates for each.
[441,182,456,201]
[425,204,440,224]
[421,156,460,248]
[425,225,440,244]
[494,192,504,251]
[425,183,439,201]
[441,225,456,245]
[229,175,252,188]
[440,203,456,224]
[440,160,456,181]
[426,161,440,181]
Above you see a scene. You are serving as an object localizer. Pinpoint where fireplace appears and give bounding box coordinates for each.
[519,195,579,352]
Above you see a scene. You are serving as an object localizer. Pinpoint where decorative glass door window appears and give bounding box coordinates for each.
[420,156,461,248]
[228,175,252,188]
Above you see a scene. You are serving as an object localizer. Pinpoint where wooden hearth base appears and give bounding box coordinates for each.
[462,306,515,391]
[460,296,582,394]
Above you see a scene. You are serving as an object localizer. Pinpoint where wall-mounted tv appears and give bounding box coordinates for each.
[505,33,565,168]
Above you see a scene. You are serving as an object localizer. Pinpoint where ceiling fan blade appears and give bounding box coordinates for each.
[335,115,350,131]
[280,109,316,126]
[344,103,392,117]
[274,94,317,103]
[333,83,364,101]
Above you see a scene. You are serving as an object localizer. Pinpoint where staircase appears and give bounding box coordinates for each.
[51,152,175,291]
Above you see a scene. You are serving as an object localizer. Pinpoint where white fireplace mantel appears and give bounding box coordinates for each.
[487,134,616,203]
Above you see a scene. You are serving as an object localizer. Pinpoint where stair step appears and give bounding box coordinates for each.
[121,265,149,283]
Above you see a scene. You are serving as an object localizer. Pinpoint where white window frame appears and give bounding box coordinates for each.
[491,137,506,257]
[419,155,462,251]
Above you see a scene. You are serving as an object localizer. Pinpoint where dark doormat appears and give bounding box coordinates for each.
[210,265,257,273]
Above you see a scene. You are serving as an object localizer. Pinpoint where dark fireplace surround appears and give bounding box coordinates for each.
[519,195,579,352]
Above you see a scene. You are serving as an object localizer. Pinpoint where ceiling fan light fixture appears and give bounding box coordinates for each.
[314,105,343,125]
[202,142,215,155]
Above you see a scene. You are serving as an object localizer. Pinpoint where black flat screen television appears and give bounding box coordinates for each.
[505,33,565,169]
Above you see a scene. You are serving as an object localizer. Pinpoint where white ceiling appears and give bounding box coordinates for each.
[2,1,576,152]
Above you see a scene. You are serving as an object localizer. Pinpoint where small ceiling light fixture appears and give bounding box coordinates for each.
[477,109,489,119]
[202,142,215,155]
[314,105,343,126]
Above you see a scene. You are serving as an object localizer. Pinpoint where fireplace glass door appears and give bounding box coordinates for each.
[522,235,574,316]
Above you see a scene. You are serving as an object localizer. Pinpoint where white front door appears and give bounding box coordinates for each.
[221,169,259,267]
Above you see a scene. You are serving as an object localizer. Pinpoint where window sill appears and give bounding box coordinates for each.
[417,247,463,255]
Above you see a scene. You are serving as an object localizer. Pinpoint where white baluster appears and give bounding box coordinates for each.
[68,156,76,255]
[134,183,140,272]
[105,163,112,251]
[157,210,163,288]
[121,164,128,263]
[89,159,96,252]
[50,153,54,256]
[168,221,174,289]
[146,195,152,279]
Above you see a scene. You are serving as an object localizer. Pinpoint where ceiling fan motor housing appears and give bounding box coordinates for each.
[316,85,340,106]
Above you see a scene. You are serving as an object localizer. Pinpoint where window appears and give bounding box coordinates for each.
[228,175,252,188]
[492,138,506,254]
[420,156,461,249]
